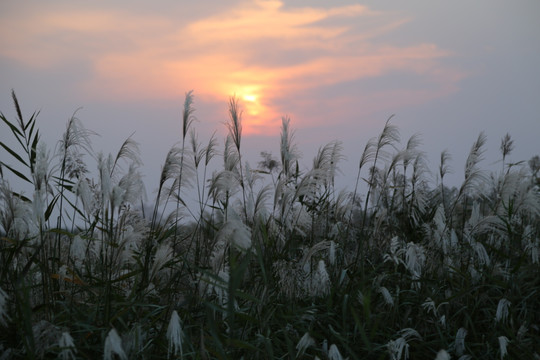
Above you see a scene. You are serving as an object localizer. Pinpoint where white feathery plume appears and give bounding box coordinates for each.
[455,327,467,356]
[469,237,490,267]
[209,169,240,203]
[151,241,173,282]
[58,331,77,360]
[399,328,422,341]
[498,336,509,359]
[422,298,436,316]
[522,225,537,263]
[112,136,142,172]
[517,324,527,340]
[97,153,114,210]
[122,323,146,357]
[200,268,232,306]
[328,344,343,360]
[167,310,183,358]
[439,149,453,182]
[251,183,272,221]
[215,269,230,306]
[432,204,447,251]
[215,211,252,252]
[312,140,344,187]
[387,337,409,360]
[33,142,50,191]
[10,194,38,241]
[434,349,450,360]
[495,298,511,324]
[405,242,426,287]
[104,328,127,360]
[466,202,481,232]
[328,240,336,266]
[457,132,487,201]
[118,164,145,205]
[57,265,68,290]
[309,260,330,297]
[158,146,183,192]
[384,236,405,266]
[110,185,126,210]
[223,135,240,172]
[75,178,97,217]
[118,224,144,266]
[439,315,446,328]
[210,236,227,272]
[70,235,86,268]
[357,290,365,307]
[0,286,10,326]
[229,217,252,251]
[32,187,46,225]
[322,339,328,355]
[57,114,94,158]
[32,320,62,358]
[378,286,394,307]
[525,236,539,264]
[279,116,300,181]
[296,332,315,358]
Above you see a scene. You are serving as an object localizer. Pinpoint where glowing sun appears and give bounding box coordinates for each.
[243,94,257,102]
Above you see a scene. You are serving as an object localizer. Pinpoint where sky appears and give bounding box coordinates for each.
[1,0,539,195]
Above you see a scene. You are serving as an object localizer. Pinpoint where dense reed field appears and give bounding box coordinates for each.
[1,91,539,359]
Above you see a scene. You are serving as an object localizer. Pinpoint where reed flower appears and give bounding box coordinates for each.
[525,235,539,264]
[58,331,77,360]
[150,241,173,282]
[33,320,61,358]
[216,212,252,252]
[378,286,394,307]
[70,235,86,267]
[328,240,336,265]
[454,327,467,356]
[309,260,330,297]
[387,337,409,360]
[498,336,509,359]
[495,298,511,324]
[384,236,405,266]
[33,142,51,191]
[434,349,450,360]
[32,185,46,225]
[75,177,98,217]
[296,332,315,358]
[167,310,183,358]
[104,328,127,360]
[328,344,343,360]
[405,242,425,287]
[279,116,300,180]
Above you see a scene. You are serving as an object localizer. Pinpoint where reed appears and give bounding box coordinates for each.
[0,91,538,359]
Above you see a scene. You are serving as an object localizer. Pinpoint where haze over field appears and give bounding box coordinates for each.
[1,0,539,192]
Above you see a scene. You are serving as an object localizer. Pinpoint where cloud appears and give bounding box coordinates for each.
[0,0,464,135]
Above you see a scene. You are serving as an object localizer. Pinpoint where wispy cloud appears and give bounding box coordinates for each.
[0,0,464,134]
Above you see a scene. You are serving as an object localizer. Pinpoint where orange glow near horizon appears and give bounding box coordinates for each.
[0,1,463,136]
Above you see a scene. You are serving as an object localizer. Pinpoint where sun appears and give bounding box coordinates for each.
[240,92,261,116]
[243,94,257,102]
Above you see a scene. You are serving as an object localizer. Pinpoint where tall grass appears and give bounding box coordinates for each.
[1,91,539,359]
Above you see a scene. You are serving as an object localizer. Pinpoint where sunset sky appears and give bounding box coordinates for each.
[1,1,539,193]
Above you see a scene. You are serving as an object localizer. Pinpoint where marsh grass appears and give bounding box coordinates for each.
[0,91,539,359]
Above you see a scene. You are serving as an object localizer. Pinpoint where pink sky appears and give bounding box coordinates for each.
[1,0,539,191]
